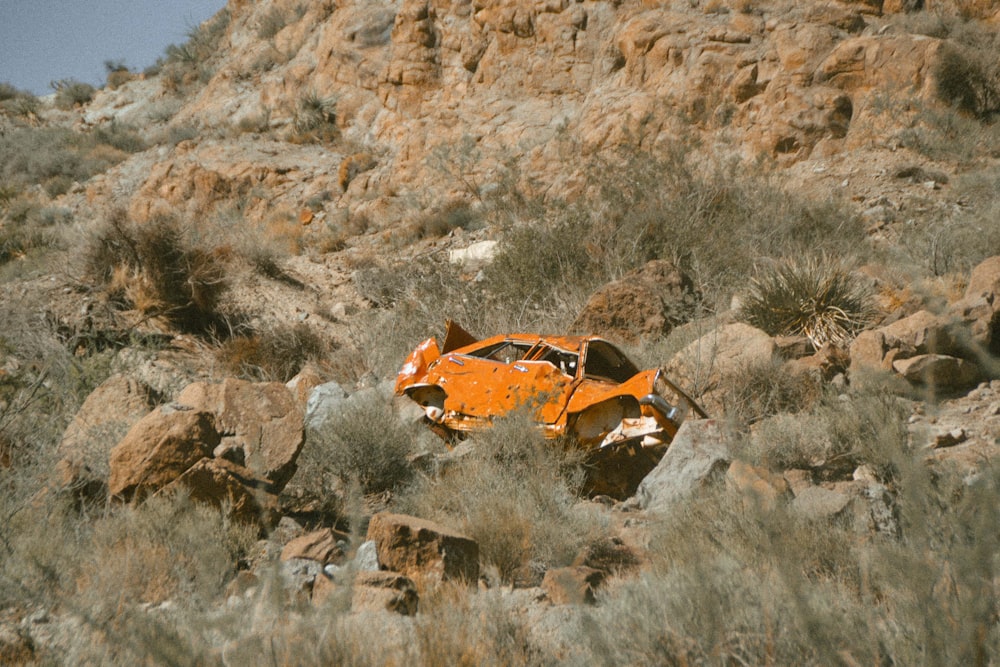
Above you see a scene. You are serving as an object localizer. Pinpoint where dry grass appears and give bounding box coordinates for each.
[217,322,329,382]
[398,413,603,584]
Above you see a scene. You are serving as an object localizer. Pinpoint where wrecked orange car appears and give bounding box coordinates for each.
[396,321,707,497]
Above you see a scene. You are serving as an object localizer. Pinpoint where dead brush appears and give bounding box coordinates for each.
[84,210,228,335]
[738,256,874,348]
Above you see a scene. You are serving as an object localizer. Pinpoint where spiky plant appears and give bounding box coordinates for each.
[292,91,338,141]
[738,256,874,348]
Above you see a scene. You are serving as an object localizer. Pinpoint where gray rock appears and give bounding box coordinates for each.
[635,419,733,515]
[304,381,349,431]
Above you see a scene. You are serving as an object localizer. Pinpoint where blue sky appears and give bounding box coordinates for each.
[0,0,227,95]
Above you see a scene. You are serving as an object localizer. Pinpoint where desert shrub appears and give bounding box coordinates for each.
[718,358,821,427]
[309,393,417,495]
[935,43,1000,119]
[483,146,866,320]
[737,256,875,347]
[83,210,228,334]
[258,7,289,39]
[0,83,38,117]
[158,9,230,94]
[290,91,338,143]
[892,171,1000,275]
[217,322,328,382]
[415,587,548,666]
[51,79,96,109]
[0,124,144,196]
[398,413,601,583]
[749,388,909,479]
[0,199,70,265]
[407,200,481,240]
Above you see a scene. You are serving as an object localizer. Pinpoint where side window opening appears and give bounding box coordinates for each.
[539,348,579,377]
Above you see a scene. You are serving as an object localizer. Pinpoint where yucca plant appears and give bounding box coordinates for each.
[738,256,874,347]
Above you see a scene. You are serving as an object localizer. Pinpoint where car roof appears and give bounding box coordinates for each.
[451,333,612,356]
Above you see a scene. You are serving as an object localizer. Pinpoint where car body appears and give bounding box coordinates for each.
[395,321,706,460]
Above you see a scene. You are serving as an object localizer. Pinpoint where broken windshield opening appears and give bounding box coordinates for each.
[584,341,639,383]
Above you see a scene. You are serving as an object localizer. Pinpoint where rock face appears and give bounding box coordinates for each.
[176,378,304,491]
[107,405,219,501]
[572,260,697,343]
[366,512,480,583]
[78,0,975,231]
[635,419,734,515]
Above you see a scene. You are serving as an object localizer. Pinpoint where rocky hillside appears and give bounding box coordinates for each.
[2,0,1000,664]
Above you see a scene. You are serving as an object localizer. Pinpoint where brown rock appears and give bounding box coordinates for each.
[285,363,325,411]
[849,329,889,374]
[167,457,279,527]
[280,528,349,565]
[542,566,606,605]
[571,259,697,343]
[58,374,159,491]
[108,405,219,501]
[176,378,304,491]
[948,296,1000,358]
[665,323,777,413]
[791,485,854,520]
[366,512,479,583]
[879,310,958,357]
[352,570,419,615]
[787,344,850,381]
[892,354,980,389]
[964,255,1000,303]
[726,460,791,511]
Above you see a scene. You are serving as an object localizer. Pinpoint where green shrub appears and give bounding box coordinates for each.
[749,388,909,479]
[737,256,875,347]
[309,393,417,495]
[51,79,96,109]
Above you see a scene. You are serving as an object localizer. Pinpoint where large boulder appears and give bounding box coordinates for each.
[107,405,219,501]
[635,419,735,515]
[366,512,479,584]
[176,378,304,491]
[57,374,159,494]
[166,457,280,527]
[664,322,777,413]
[571,260,697,342]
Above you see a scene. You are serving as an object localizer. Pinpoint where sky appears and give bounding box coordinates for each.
[0,0,227,95]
